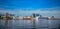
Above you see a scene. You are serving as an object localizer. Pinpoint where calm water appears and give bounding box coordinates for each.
[0,19,60,29]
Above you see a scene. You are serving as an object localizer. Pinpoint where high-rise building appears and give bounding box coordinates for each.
[32,13,36,18]
[35,14,40,17]
[32,13,42,18]
[39,15,42,17]
[51,16,54,19]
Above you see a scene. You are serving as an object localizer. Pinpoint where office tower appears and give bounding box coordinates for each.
[36,14,40,17]
[51,16,54,19]
[32,13,36,18]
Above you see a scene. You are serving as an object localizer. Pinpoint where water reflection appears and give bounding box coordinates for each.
[5,20,8,29]
[0,19,60,29]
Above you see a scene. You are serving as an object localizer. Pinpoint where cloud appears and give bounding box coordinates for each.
[0,8,60,14]
[0,7,60,18]
[0,7,60,14]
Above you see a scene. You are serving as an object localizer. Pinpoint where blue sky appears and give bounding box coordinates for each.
[0,0,60,17]
[0,0,60,10]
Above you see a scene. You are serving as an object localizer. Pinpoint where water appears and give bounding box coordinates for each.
[0,19,60,29]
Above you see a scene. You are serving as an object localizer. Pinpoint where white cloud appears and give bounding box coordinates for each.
[0,7,60,18]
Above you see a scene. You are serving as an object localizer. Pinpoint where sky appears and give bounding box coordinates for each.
[0,0,60,17]
[0,0,60,10]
